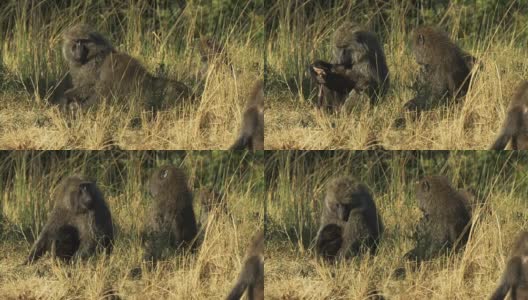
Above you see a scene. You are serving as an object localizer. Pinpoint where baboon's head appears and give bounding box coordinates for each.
[333,21,361,65]
[62,24,113,66]
[149,165,190,203]
[415,175,452,213]
[58,176,100,214]
[412,26,455,66]
[325,177,370,222]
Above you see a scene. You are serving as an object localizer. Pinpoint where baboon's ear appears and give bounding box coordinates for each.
[160,169,169,179]
[418,34,425,46]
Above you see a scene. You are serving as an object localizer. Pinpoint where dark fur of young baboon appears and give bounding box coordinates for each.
[197,187,228,225]
[25,176,114,264]
[331,21,390,104]
[143,166,198,262]
[315,176,383,260]
[309,60,357,110]
[404,175,471,262]
[490,231,528,300]
[60,24,192,112]
[226,230,264,300]
[230,80,264,150]
[402,26,473,113]
[490,80,528,150]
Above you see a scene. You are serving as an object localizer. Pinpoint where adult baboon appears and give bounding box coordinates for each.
[403,26,473,113]
[226,230,264,300]
[490,231,528,300]
[313,21,389,109]
[143,165,198,261]
[230,80,264,150]
[25,176,114,264]
[404,175,471,261]
[490,80,528,150]
[60,24,192,112]
[315,176,383,260]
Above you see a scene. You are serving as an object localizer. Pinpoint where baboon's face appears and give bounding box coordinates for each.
[68,181,96,213]
[326,196,352,222]
[334,48,351,65]
[68,39,90,64]
[412,32,428,66]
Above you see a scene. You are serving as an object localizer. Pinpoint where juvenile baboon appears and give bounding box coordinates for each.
[25,176,114,264]
[325,21,390,106]
[197,187,228,225]
[143,166,198,261]
[404,176,471,261]
[230,80,264,150]
[198,35,233,76]
[60,24,192,112]
[315,176,383,260]
[402,26,473,113]
[490,231,528,300]
[490,80,528,150]
[226,230,264,300]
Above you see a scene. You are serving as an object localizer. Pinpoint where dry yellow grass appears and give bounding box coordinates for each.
[265,5,528,150]
[265,151,528,299]
[0,2,263,150]
[0,151,264,299]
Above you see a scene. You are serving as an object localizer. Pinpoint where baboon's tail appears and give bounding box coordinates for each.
[490,106,523,150]
[489,256,523,300]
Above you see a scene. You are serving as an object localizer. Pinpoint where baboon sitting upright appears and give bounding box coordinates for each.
[402,26,473,113]
[230,80,264,150]
[490,80,528,150]
[311,21,390,110]
[404,176,471,261]
[143,166,198,261]
[60,24,192,112]
[490,231,528,300]
[25,176,114,264]
[226,230,264,300]
[315,176,383,260]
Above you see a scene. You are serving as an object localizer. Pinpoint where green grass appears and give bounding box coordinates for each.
[264,151,528,299]
[0,151,264,299]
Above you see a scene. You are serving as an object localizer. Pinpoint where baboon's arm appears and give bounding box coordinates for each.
[490,106,524,150]
[490,256,523,300]
[25,229,51,264]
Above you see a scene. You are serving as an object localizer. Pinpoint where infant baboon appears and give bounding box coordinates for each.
[230,80,264,150]
[143,166,198,261]
[490,231,528,300]
[329,21,390,105]
[405,176,471,261]
[226,230,264,300]
[309,60,357,110]
[403,26,473,113]
[315,176,383,260]
[60,24,192,112]
[490,80,528,150]
[25,176,114,264]
[197,187,228,225]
